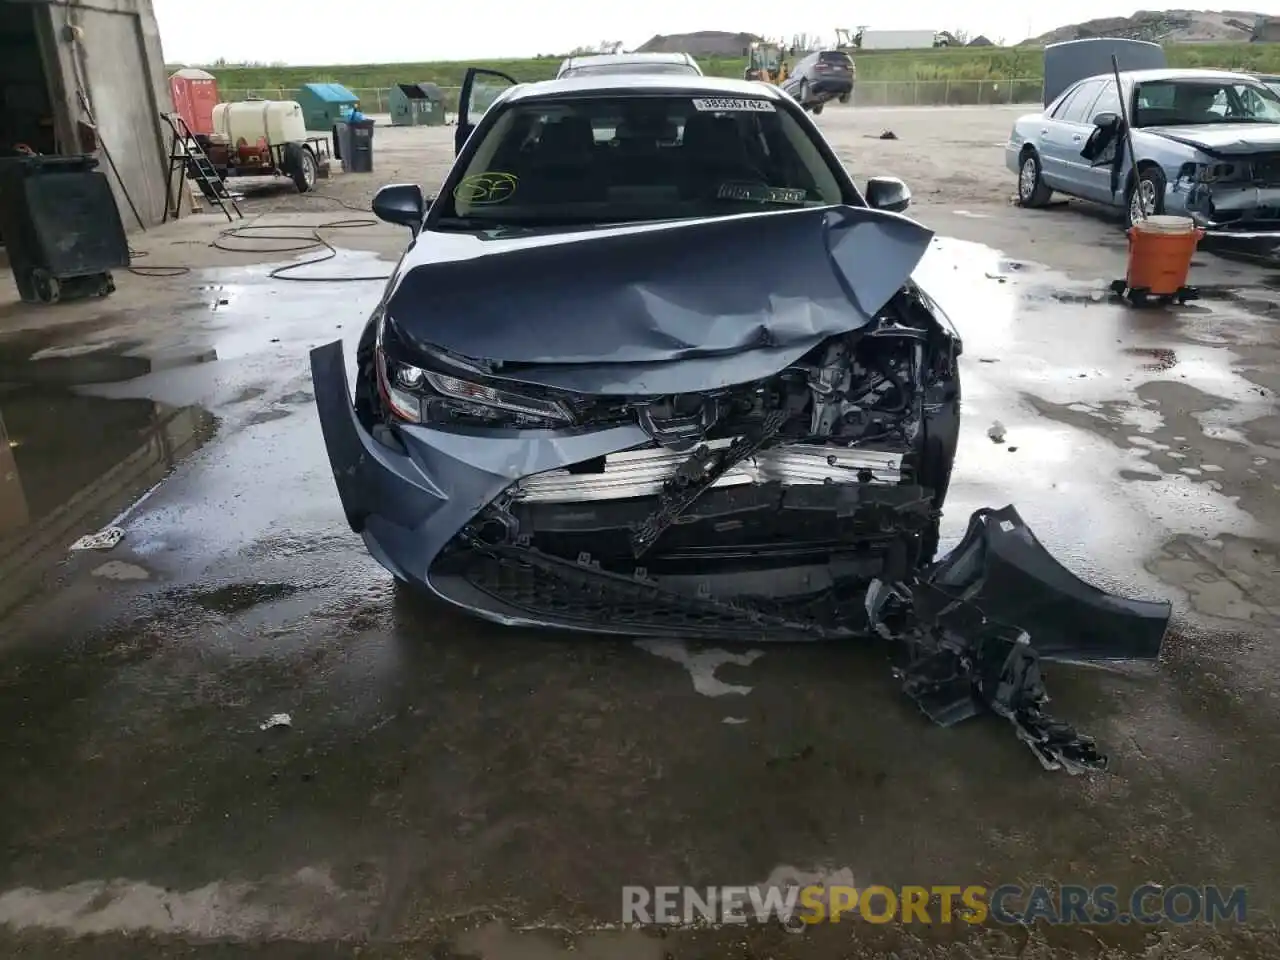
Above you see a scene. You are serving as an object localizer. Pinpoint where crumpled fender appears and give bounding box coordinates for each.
[309,339,650,582]
[924,505,1170,662]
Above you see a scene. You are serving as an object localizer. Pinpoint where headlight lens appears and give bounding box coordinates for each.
[423,370,572,423]
[1197,162,1237,183]
[375,348,573,426]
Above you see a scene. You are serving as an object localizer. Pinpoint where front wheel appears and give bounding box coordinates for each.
[1016,150,1052,208]
[1126,165,1166,228]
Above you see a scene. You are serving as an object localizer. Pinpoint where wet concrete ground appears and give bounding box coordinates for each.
[3,147,1280,956]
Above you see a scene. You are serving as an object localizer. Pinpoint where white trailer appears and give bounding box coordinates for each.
[858,29,939,50]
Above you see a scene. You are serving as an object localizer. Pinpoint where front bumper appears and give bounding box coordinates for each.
[1172,180,1280,243]
[313,340,1174,772]
[310,340,927,640]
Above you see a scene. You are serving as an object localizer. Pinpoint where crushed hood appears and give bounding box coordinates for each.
[384,205,934,394]
[1146,123,1280,156]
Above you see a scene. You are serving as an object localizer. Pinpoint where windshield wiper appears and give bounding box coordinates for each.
[433,216,512,230]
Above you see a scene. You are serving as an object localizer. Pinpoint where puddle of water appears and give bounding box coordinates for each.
[183,581,300,615]
[0,386,215,617]
[918,237,1271,413]
[919,237,1264,596]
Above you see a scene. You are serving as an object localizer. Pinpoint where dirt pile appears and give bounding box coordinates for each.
[1030,9,1267,44]
[635,31,759,56]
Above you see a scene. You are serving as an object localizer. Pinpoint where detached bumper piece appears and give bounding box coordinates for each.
[870,506,1171,775]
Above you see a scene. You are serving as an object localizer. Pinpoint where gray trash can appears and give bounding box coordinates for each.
[0,154,128,304]
[343,119,375,173]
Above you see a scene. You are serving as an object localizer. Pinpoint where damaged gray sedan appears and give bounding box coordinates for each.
[312,73,1171,772]
[1010,64,1280,237]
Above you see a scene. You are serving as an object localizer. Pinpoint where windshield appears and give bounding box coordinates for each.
[437,94,848,227]
[1133,79,1280,127]
[562,63,699,78]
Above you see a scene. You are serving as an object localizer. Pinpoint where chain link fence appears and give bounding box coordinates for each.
[219,78,1043,113]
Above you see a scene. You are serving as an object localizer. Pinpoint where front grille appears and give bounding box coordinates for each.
[510,440,903,503]
[1252,152,1280,184]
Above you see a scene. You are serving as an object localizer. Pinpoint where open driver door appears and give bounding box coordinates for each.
[455,68,519,156]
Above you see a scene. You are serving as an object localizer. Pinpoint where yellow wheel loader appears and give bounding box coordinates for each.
[743,41,788,85]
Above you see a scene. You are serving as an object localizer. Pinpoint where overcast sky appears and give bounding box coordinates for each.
[152,1,1244,65]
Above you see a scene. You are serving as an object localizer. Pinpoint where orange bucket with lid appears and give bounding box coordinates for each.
[1125,215,1204,296]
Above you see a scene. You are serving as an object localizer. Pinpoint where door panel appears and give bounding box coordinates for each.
[1045,79,1104,195]
[455,68,518,156]
[1077,81,1123,203]
[1037,85,1083,188]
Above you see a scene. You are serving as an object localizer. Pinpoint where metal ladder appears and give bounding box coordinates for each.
[161,113,242,223]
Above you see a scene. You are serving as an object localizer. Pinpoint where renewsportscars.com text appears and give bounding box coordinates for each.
[622,883,1248,928]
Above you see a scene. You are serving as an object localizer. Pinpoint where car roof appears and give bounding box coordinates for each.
[504,74,785,104]
[562,52,694,67]
[1118,68,1262,83]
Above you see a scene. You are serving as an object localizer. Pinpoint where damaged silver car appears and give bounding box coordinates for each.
[1010,57,1280,238]
[313,72,1172,772]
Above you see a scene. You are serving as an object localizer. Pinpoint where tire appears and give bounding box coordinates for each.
[1016,149,1053,208]
[838,91,851,104]
[286,143,317,193]
[812,101,824,116]
[1126,164,1166,228]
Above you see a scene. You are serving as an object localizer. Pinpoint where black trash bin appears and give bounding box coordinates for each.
[0,155,129,305]
[342,119,375,173]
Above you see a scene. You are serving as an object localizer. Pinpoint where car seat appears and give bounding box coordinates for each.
[521,116,604,204]
[612,113,680,186]
[679,113,764,196]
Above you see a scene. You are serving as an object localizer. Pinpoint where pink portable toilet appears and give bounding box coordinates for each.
[168,68,220,135]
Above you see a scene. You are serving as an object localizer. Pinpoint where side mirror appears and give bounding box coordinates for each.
[865,176,911,213]
[1092,111,1120,129]
[372,184,425,232]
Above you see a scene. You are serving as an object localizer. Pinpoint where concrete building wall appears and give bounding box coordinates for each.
[12,0,177,229]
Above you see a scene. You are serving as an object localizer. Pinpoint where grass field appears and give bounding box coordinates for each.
[184,44,1280,92]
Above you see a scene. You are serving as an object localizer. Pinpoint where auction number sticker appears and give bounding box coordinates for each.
[716,183,808,204]
[691,97,775,113]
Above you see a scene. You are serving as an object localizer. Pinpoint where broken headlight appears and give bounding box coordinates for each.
[1186,161,1238,183]
[422,370,573,424]
[375,349,573,427]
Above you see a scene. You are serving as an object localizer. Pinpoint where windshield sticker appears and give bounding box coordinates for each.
[454,172,518,205]
[716,183,808,204]
[691,97,775,113]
